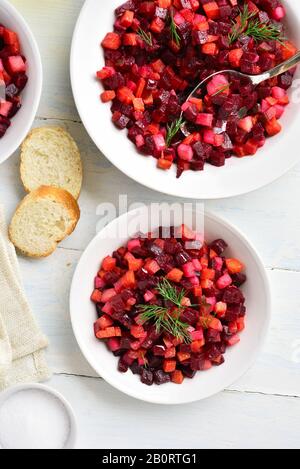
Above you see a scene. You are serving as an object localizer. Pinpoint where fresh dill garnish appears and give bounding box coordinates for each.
[212,83,231,97]
[137,278,192,343]
[243,19,284,43]
[166,116,185,147]
[137,27,153,46]
[228,4,284,44]
[156,278,186,307]
[138,304,192,344]
[229,4,256,44]
[170,12,181,47]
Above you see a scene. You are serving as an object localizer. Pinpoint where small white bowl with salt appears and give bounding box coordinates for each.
[0,384,77,449]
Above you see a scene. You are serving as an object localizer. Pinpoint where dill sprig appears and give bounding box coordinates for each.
[138,304,192,343]
[138,278,192,343]
[166,116,185,147]
[243,18,283,43]
[212,83,231,97]
[137,27,153,46]
[229,4,283,44]
[170,12,181,46]
[229,4,256,44]
[156,278,186,306]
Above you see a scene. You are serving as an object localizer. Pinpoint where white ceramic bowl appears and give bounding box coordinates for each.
[0,383,77,449]
[0,0,42,165]
[71,0,300,199]
[70,207,271,404]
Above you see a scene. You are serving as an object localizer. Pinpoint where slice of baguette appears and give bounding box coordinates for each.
[20,127,82,200]
[9,186,80,258]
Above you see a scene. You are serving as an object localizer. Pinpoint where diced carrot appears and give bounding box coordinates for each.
[91,289,102,303]
[191,339,205,353]
[157,158,173,170]
[123,33,138,46]
[163,359,176,373]
[122,270,136,288]
[201,268,215,280]
[120,10,134,28]
[117,86,134,104]
[101,32,121,50]
[135,78,146,98]
[102,256,116,272]
[201,42,219,55]
[133,97,145,112]
[100,90,115,103]
[166,268,184,283]
[225,258,244,274]
[165,346,176,358]
[177,351,191,362]
[171,370,184,384]
[281,41,297,60]
[264,117,282,136]
[203,2,220,19]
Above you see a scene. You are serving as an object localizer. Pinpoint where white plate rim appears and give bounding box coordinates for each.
[69,208,271,405]
[70,0,300,200]
[0,0,43,165]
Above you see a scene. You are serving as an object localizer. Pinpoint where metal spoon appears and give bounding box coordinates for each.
[181,50,300,136]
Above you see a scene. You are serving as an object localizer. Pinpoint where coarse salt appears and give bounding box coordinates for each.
[0,389,71,449]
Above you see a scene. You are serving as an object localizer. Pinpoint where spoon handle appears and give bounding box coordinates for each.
[256,51,300,84]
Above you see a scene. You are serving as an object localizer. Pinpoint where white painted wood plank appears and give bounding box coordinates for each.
[15,245,300,398]
[48,373,300,449]
[1,117,299,271]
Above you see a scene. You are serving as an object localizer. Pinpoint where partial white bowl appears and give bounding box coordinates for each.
[71,0,300,199]
[0,0,42,165]
[70,207,271,404]
[0,383,77,449]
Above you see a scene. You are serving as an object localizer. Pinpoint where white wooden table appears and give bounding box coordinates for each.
[2,0,299,449]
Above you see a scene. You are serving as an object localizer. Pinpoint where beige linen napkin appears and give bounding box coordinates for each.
[0,206,50,390]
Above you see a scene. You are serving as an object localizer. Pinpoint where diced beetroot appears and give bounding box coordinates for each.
[190,329,203,341]
[6,55,26,75]
[182,261,196,278]
[226,334,240,346]
[270,6,285,21]
[98,0,293,176]
[144,289,155,302]
[101,288,117,303]
[196,113,213,127]
[216,273,232,289]
[127,239,141,252]
[0,100,13,117]
[107,337,121,351]
[153,133,166,152]
[177,143,193,161]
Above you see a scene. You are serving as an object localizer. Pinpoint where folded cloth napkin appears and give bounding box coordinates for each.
[0,206,50,390]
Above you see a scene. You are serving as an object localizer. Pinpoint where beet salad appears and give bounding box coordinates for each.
[97,0,297,177]
[0,24,28,138]
[92,226,247,386]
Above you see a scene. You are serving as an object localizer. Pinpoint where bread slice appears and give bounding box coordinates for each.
[20,127,82,200]
[9,186,80,258]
